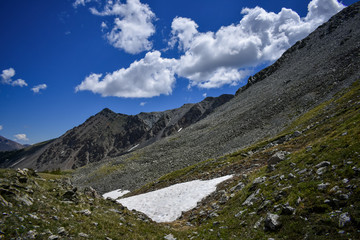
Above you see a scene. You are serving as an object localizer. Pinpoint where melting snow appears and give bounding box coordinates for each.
[177,127,183,132]
[102,189,130,200]
[117,175,233,223]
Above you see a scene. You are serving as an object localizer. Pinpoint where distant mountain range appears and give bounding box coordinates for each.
[0,135,24,152]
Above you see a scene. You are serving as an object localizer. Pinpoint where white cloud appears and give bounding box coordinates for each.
[1,68,28,87]
[11,79,28,87]
[202,93,207,98]
[170,0,345,89]
[14,134,29,141]
[1,68,15,84]
[73,0,93,8]
[77,0,345,97]
[31,84,47,93]
[140,102,147,106]
[90,0,156,54]
[0,125,3,131]
[101,21,108,31]
[76,51,177,98]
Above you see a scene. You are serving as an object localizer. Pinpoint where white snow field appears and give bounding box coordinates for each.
[117,175,233,222]
[102,189,130,200]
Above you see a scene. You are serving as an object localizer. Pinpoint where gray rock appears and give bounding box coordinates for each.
[48,235,60,240]
[164,233,177,240]
[298,168,307,175]
[83,186,101,198]
[17,194,33,206]
[268,151,290,165]
[253,176,267,185]
[243,189,260,206]
[288,173,296,179]
[79,209,92,216]
[315,161,331,168]
[264,213,282,231]
[339,212,351,228]
[292,131,302,138]
[230,182,245,192]
[316,167,327,175]
[27,230,37,239]
[78,232,89,238]
[281,204,295,215]
[317,182,330,190]
[235,209,247,218]
[253,217,264,229]
[57,227,67,236]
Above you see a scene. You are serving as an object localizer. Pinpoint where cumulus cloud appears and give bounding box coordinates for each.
[89,0,156,54]
[73,0,93,8]
[31,84,47,93]
[0,125,3,131]
[14,134,29,141]
[170,0,344,88]
[76,51,177,98]
[77,0,345,97]
[140,102,147,106]
[1,68,28,87]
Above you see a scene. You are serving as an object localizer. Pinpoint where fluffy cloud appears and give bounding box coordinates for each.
[89,0,156,54]
[76,51,177,98]
[1,68,28,87]
[171,0,344,88]
[31,84,47,93]
[0,125,3,131]
[77,0,345,97]
[140,102,147,106]
[14,134,29,141]
[73,0,93,8]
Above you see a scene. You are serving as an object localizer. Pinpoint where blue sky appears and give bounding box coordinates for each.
[0,0,357,144]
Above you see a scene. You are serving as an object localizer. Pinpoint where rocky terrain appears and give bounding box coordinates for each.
[72,1,360,193]
[1,74,359,239]
[0,2,360,239]
[0,94,233,171]
[0,136,24,152]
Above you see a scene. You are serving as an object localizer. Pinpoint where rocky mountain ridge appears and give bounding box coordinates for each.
[0,135,24,152]
[0,94,233,171]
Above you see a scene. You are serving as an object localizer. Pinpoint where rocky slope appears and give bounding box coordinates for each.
[1,94,233,171]
[0,136,24,152]
[72,2,360,193]
[1,67,359,240]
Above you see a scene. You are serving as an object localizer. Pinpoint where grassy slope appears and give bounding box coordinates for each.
[1,81,359,239]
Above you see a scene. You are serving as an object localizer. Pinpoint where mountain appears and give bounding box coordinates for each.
[72,1,360,193]
[0,94,233,170]
[0,135,24,152]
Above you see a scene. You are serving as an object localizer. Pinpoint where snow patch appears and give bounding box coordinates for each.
[102,189,130,200]
[118,175,233,222]
[177,127,183,132]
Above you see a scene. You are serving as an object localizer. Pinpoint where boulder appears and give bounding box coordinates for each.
[264,213,282,231]
[267,151,290,165]
[339,212,351,228]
